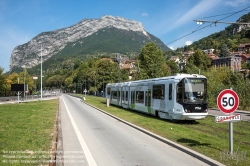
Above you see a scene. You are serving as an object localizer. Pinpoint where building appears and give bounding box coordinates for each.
[120,61,136,80]
[182,51,194,57]
[240,54,250,63]
[208,54,217,59]
[169,56,180,63]
[203,49,215,55]
[211,56,241,71]
[238,43,250,53]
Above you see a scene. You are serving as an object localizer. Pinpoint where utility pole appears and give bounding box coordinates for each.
[117,53,121,83]
[40,44,43,100]
[18,77,20,103]
[85,79,86,90]
[95,76,96,96]
[118,63,120,83]
[102,79,104,97]
[23,67,26,100]
[194,19,250,25]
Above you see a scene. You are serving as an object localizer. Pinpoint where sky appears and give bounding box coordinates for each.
[0,0,250,72]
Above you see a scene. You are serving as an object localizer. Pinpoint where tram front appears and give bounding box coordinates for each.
[176,77,208,120]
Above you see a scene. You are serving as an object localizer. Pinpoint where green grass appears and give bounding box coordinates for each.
[0,100,58,166]
[76,94,249,166]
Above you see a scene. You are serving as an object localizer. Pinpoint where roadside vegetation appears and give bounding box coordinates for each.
[0,99,58,165]
[1,14,250,109]
[1,41,250,110]
[74,94,249,166]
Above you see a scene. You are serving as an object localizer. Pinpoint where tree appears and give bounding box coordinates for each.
[226,38,238,52]
[166,60,179,75]
[18,69,35,93]
[46,75,65,88]
[241,61,247,69]
[182,49,211,73]
[95,59,118,91]
[138,42,170,79]
[219,43,230,58]
[0,67,7,96]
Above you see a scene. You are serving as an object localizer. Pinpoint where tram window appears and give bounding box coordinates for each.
[169,84,172,100]
[125,91,128,101]
[107,88,111,95]
[136,91,144,104]
[122,91,124,101]
[111,91,117,99]
[131,91,135,104]
[153,85,165,99]
[176,82,183,103]
[118,91,120,99]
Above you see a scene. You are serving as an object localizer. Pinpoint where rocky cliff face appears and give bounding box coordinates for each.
[232,12,250,33]
[10,16,150,71]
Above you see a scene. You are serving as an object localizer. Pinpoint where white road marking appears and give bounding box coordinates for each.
[62,97,97,166]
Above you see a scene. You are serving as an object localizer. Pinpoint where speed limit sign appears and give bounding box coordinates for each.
[217,89,239,114]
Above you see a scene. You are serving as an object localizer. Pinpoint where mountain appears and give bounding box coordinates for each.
[10,15,170,72]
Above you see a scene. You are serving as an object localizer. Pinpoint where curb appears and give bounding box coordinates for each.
[49,99,59,166]
[78,98,225,166]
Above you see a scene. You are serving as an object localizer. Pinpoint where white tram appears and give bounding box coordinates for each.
[105,74,208,120]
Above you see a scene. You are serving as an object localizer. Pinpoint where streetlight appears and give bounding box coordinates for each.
[18,77,20,103]
[116,53,121,83]
[102,79,104,93]
[95,75,96,96]
[21,65,27,100]
[40,45,45,99]
[32,76,38,93]
[85,79,87,90]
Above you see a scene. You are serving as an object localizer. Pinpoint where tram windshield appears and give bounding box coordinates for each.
[177,78,207,104]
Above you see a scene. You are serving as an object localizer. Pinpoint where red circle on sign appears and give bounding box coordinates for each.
[217,89,239,114]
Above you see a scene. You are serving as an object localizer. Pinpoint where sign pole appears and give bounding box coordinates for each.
[229,87,233,154]
[217,88,240,154]
[229,120,233,154]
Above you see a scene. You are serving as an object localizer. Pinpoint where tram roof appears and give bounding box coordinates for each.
[107,73,206,86]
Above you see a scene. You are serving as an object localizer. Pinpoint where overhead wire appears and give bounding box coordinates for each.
[166,6,250,46]
[203,9,250,19]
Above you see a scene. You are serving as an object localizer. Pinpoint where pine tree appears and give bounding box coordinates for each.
[219,43,230,57]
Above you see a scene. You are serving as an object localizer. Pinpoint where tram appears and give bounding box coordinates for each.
[105,74,208,120]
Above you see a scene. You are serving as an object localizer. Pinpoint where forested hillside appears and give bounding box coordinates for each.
[181,12,250,52]
[10,27,169,74]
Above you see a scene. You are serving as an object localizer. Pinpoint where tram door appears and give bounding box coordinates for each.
[145,90,152,114]
[167,83,174,112]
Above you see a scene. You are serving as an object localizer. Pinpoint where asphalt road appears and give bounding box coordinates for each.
[59,94,223,166]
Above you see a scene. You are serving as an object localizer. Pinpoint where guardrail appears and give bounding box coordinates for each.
[0,94,58,102]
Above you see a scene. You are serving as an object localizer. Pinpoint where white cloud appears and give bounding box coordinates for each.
[159,0,222,34]
[141,12,148,17]
[225,0,250,7]
[185,41,193,46]
[169,46,174,50]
